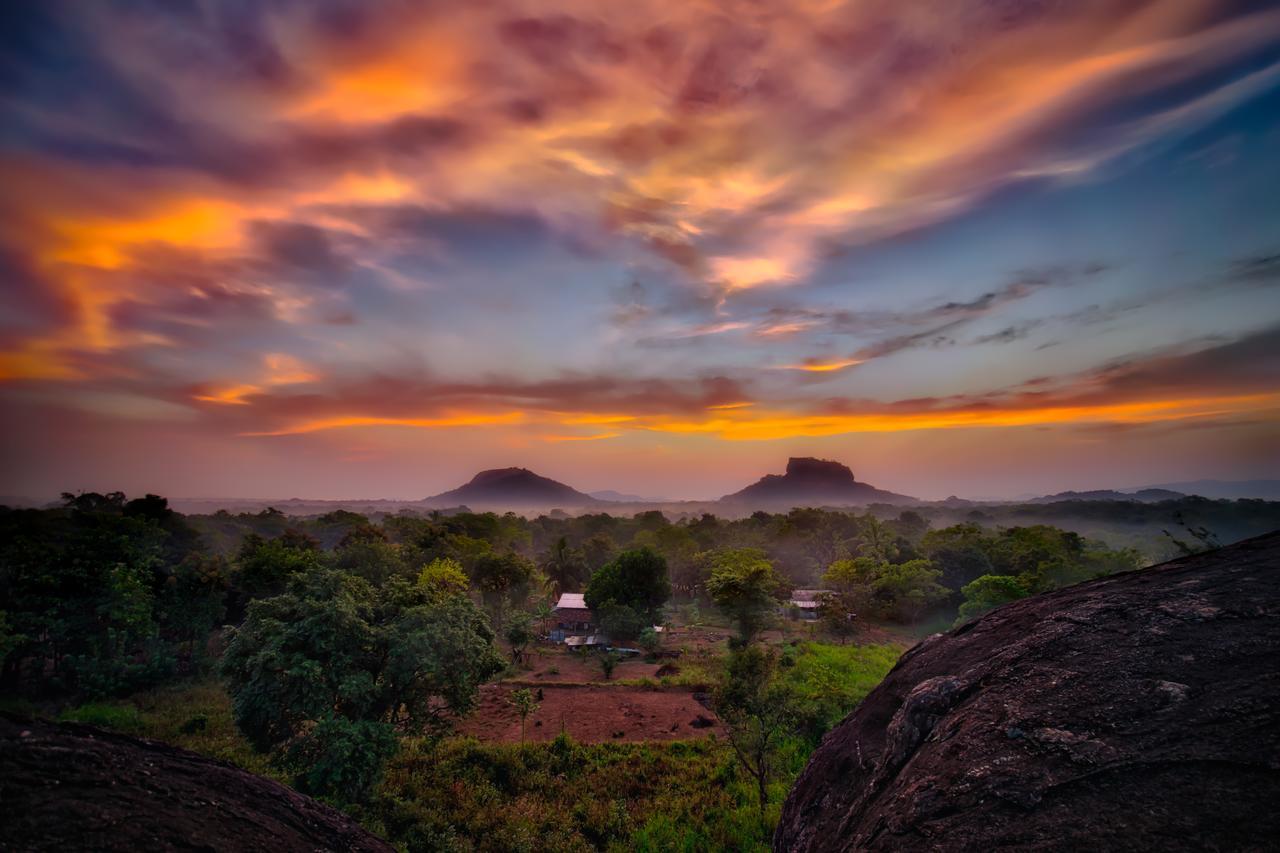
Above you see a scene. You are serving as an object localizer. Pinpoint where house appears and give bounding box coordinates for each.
[550,592,595,642]
[787,589,833,621]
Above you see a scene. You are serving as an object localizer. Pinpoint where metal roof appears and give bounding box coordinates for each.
[555,592,587,609]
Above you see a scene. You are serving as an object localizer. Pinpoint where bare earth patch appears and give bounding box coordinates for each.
[455,683,722,743]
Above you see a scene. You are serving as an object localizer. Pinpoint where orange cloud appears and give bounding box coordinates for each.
[243,411,527,437]
[194,384,262,406]
[639,393,1280,441]
[774,358,865,373]
[541,432,622,442]
[263,354,320,386]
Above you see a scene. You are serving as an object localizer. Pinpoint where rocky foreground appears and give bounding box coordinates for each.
[777,531,1280,851]
[0,715,392,852]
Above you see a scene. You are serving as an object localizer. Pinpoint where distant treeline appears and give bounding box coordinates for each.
[1,492,1274,704]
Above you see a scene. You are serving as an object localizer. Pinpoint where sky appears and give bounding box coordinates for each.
[1,0,1279,502]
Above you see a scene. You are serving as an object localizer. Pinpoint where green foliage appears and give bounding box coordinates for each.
[597,601,648,642]
[368,736,758,852]
[509,688,540,743]
[233,531,323,604]
[505,611,534,663]
[0,494,209,699]
[417,557,472,600]
[956,574,1029,623]
[539,536,590,594]
[704,549,781,646]
[584,547,671,625]
[598,649,619,680]
[714,645,800,833]
[159,553,228,666]
[470,551,536,631]
[282,715,400,803]
[179,713,209,734]
[821,556,947,624]
[778,643,901,742]
[0,611,21,669]
[69,630,901,853]
[637,627,662,655]
[59,702,145,733]
[333,535,410,586]
[870,559,948,622]
[222,566,504,801]
[814,590,858,641]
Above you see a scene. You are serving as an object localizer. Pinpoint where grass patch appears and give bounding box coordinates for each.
[780,642,902,742]
[57,681,281,782]
[58,702,144,733]
[67,639,900,851]
[362,734,774,852]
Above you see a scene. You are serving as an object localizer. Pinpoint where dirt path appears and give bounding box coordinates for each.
[456,683,722,743]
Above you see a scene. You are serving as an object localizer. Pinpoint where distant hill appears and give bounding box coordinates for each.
[720,457,915,507]
[1127,479,1280,501]
[1031,488,1185,504]
[425,468,598,509]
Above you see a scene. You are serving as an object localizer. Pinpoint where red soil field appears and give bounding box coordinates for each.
[455,683,723,744]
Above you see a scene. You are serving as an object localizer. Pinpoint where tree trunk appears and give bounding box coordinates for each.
[758,772,769,837]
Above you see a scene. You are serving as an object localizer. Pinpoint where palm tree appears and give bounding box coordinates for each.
[540,536,587,595]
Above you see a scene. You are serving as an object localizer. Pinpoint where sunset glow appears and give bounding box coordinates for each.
[2,1,1278,500]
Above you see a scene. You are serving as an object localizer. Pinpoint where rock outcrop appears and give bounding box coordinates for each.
[721,457,915,507]
[0,715,393,852]
[776,531,1280,852]
[425,467,598,509]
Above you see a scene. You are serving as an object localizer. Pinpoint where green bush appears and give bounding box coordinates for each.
[59,702,144,733]
[282,716,400,803]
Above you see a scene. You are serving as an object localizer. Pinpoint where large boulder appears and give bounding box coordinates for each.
[776,531,1280,851]
[0,715,393,852]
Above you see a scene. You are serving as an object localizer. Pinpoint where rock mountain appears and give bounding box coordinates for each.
[776,531,1280,851]
[720,457,914,507]
[0,715,393,851]
[425,467,598,509]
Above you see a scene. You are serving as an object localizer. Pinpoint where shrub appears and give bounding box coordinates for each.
[59,702,144,733]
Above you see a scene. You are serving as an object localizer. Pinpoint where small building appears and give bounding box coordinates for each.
[550,592,595,642]
[788,589,833,621]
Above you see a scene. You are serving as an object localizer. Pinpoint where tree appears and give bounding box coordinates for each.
[583,547,671,625]
[506,611,534,664]
[581,533,617,574]
[637,627,662,656]
[222,567,504,802]
[822,557,878,601]
[540,536,589,594]
[597,601,647,643]
[417,557,470,600]
[510,688,540,744]
[714,645,798,835]
[470,551,535,632]
[704,548,781,646]
[921,523,995,591]
[332,534,408,586]
[815,591,858,643]
[159,553,228,666]
[871,559,948,622]
[597,649,619,680]
[0,496,191,698]
[532,598,554,637]
[233,531,323,604]
[956,574,1029,623]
